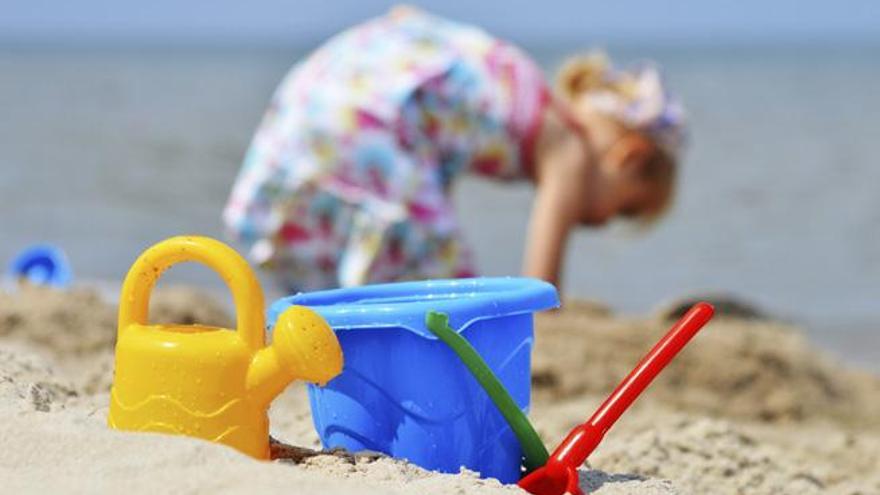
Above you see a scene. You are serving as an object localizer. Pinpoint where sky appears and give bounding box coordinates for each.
[3,0,880,45]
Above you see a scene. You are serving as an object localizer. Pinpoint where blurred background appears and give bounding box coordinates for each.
[1,1,878,368]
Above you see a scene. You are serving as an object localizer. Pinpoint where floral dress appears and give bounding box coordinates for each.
[223,8,551,291]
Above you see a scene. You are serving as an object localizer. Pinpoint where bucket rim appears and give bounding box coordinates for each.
[267,277,560,338]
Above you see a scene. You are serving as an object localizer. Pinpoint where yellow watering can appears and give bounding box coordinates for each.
[108,236,343,459]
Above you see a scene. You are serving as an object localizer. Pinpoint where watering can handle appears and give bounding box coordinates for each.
[117,236,266,351]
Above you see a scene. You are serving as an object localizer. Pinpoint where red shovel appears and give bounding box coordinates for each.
[518,302,715,495]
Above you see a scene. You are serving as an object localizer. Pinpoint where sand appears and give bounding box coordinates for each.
[1,286,878,494]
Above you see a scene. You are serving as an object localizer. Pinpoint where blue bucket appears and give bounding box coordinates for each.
[267,277,559,483]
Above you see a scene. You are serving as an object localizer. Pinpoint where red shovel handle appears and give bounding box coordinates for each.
[550,302,715,468]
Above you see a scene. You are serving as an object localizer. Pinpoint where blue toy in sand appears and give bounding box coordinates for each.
[7,244,72,288]
[268,277,559,483]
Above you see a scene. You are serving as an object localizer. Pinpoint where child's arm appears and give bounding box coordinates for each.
[522,109,590,287]
[522,187,571,287]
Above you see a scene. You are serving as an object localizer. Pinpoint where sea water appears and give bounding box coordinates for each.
[1,42,878,369]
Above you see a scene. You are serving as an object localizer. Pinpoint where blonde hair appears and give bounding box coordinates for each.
[556,52,621,101]
[555,51,685,225]
[631,150,677,227]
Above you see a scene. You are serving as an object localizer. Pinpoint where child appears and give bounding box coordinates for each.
[223,6,686,292]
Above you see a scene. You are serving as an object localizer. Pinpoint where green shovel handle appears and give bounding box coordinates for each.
[425,311,549,472]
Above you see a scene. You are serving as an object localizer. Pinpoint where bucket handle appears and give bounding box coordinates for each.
[117,236,265,351]
[425,311,549,472]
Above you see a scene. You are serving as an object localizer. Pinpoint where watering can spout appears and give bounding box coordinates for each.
[247,306,343,407]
